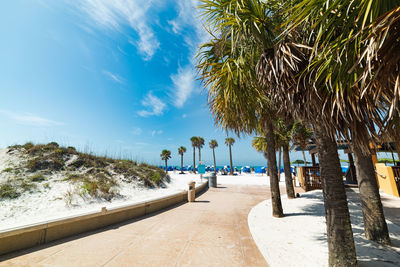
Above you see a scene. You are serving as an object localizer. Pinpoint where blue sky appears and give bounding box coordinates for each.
[0,0,361,166]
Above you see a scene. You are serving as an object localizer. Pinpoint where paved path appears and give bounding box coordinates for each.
[0,185,271,267]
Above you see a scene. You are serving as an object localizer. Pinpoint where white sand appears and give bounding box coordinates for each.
[0,160,283,231]
[248,191,400,267]
[173,171,287,186]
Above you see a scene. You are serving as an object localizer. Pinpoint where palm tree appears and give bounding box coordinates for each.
[225,138,235,175]
[209,139,218,174]
[178,146,186,174]
[275,119,297,199]
[292,122,312,166]
[190,136,198,174]
[285,0,395,246]
[198,0,357,264]
[160,149,171,175]
[197,2,284,219]
[197,137,205,162]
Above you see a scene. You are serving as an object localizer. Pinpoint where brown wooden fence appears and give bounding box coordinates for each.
[302,166,322,191]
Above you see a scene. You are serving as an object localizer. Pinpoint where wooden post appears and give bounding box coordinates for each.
[311,153,316,167]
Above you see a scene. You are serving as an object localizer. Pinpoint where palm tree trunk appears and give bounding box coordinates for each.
[198,147,202,162]
[314,123,357,267]
[278,147,282,179]
[352,143,391,245]
[229,145,233,175]
[283,145,295,199]
[180,154,184,174]
[265,120,284,217]
[302,150,307,166]
[213,148,217,174]
[193,147,196,174]
[165,159,168,175]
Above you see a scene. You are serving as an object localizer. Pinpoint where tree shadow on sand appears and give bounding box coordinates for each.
[283,190,400,266]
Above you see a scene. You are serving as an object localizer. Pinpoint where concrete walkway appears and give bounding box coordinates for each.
[0,185,270,266]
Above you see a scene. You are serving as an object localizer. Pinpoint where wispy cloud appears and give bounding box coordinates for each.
[151,130,163,137]
[76,0,160,60]
[103,70,124,84]
[137,92,166,117]
[130,128,142,135]
[0,110,64,127]
[168,0,209,53]
[171,66,197,108]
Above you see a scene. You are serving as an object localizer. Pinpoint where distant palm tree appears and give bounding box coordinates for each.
[209,139,218,173]
[160,149,171,174]
[190,136,198,174]
[197,137,205,161]
[178,146,186,174]
[293,122,312,166]
[225,137,235,175]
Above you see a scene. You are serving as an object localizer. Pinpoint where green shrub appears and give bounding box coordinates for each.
[30,173,46,182]
[47,142,59,148]
[23,142,34,150]
[0,184,20,199]
[150,172,162,184]
[20,180,37,192]
[2,167,13,173]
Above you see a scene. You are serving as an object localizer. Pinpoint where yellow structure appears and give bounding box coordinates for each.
[375,163,400,197]
[296,167,304,188]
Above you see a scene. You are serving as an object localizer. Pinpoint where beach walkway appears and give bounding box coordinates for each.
[0,184,271,266]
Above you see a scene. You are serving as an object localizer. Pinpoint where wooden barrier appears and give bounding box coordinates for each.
[0,181,208,256]
[296,167,322,191]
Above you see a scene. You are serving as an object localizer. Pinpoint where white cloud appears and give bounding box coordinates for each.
[137,92,166,117]
[0,110,64,127]
[168,0,210,53]
[76,0,160,60]
[171,66,197,108]
[103,70,123,84]
[182,114,187,118]
[151,130,163,137]
[130,128,142,135]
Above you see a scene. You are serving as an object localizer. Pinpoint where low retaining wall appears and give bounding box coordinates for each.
[0,181,208,256]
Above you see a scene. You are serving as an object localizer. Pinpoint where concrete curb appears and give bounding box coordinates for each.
[0,181,208,256]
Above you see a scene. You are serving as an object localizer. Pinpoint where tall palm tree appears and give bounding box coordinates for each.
[198,0,357,264]
[160,149,171,175]
[225,138,235,175]
[284,0,396,246]
[275,119,297,199]
[197,1,284,218]
[190,136,198,174]
[178,146,186,174]
[209,139,218,173]
[197,137,205,162]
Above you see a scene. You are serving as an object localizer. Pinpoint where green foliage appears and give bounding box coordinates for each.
[178,146,187,155]
[0,184,21,200]
[2,167,13,173]
[23,142,34,150]
[30,173,46,182]
[150,172,162,184]
[209,140,218,149]
[20,179,37,192]
[225,138,235,146]
[160,150,171,161]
